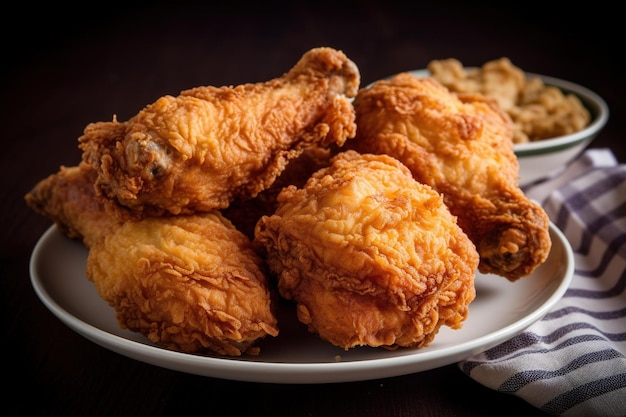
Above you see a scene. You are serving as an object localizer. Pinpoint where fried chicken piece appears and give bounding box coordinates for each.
[25,164,278,356]
[79,47,360,221]
[86,212,279,356]
[24,162,121,248]
[254,151,478,350]
[222,144,333,239]
[347,74,551,281]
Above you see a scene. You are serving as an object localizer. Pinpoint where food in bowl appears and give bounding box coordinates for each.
[427,57,591,144]
[509,73,608,185]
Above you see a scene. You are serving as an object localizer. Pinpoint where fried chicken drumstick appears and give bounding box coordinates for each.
[348,74,551,281]
[25,165,278,356]
[254,151,478,350]
[79,47,360,220]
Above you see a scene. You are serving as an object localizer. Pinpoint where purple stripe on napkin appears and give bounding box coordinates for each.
[459,149,626,417]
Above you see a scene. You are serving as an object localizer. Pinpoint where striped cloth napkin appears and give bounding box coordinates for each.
[459,148,626,416]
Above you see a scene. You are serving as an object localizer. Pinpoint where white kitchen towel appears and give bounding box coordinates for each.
[459,148,626,417]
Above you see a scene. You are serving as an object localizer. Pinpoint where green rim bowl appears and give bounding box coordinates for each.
[512,73,609,186]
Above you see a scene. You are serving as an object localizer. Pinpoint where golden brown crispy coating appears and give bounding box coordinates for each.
[87,212,279,356]
[222,145,333,239]
[79,47,360,220]
[254,151,478,350]
[24,163,121,248]
[348,74,551,281]
[25,163,278,356]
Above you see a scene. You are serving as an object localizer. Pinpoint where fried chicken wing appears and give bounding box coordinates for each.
[79,47,360,220]
[87,212,279,356]
[24,163,121,248]
[254,151,478,350]
[347,74,551,281]
[25,164,278,356]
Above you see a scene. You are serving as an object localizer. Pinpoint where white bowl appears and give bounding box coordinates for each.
[390,70,609,186]
[511,73,609,186]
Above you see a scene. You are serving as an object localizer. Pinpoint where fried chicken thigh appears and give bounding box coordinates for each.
[347,74,551,281]
[87,212,279,356]
[79,47,360,220]
[25,164,278,356]
[254,151,478,350]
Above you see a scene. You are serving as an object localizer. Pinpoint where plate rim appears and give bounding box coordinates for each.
[29,222,574,383]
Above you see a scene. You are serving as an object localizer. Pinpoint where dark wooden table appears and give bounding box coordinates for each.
[2,2,622,416]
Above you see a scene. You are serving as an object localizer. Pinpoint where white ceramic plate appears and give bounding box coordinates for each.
[30,222,573,384]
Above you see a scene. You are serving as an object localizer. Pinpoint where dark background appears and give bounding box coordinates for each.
[2,1,621,416]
